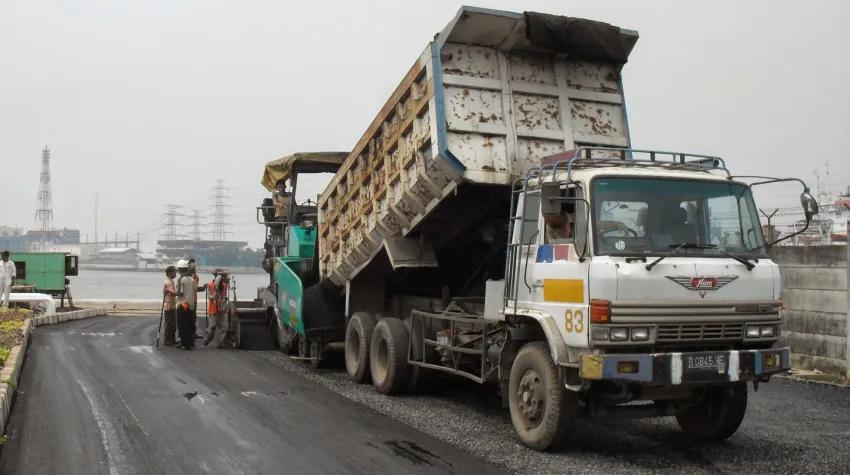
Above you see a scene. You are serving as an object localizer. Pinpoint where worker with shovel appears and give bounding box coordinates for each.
[203,268,231,348]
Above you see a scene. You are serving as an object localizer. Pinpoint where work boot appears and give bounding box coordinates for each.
[203,328,216,347]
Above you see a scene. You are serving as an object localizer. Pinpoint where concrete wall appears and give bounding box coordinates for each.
[771,245,849,381]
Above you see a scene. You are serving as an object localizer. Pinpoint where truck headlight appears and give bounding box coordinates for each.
[746,325,761,338]
[610,328,629,341]
[760,325,775,337]
[591,327,609,341]
[631,327,649,341]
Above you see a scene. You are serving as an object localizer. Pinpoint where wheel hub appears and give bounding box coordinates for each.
[516,369,545,425]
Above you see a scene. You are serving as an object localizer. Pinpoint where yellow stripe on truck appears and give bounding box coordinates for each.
[542,279,584,303]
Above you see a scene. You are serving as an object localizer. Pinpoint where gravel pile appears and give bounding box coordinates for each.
[252,350,850,475]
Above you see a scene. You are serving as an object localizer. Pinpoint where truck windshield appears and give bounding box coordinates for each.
[591,177,767,258]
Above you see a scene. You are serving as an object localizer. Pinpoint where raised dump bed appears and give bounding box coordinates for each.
[318,6,639,287]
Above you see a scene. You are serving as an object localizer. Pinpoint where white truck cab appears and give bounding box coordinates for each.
[488,147,818,450]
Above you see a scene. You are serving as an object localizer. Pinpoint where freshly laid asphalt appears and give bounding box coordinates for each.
[1,315,849,475]
[0,315,507,475]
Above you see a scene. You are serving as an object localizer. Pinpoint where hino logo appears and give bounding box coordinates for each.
[666,275,739,290]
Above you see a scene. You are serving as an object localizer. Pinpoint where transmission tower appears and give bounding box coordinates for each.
[191,210,203,240]
[209,179,231,241]
[34,146,54,251]
[161,204,186,241]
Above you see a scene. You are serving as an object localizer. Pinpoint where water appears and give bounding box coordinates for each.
[69,270,271,302]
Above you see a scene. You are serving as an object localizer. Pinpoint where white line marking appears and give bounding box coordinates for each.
[78,381,122,475]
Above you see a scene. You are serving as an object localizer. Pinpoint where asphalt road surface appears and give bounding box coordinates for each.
[1,315,849,475]
[0,315,508,475]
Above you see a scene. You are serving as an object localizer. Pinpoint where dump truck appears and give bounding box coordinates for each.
[255,6,819,451]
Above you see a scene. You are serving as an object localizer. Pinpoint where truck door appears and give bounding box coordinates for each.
[529,184,591,349]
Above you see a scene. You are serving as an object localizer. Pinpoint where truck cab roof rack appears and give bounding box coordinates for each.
[527,147,730,183]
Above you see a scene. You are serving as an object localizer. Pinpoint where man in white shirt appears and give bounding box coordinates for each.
[0,250,16,308]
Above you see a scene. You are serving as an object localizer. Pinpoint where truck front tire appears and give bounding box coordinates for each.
[346,312,378,383]
[676,382,748,441]
[508,341,576,451]
[369,317,411,395]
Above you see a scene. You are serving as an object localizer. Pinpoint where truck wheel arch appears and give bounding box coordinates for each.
[507,310,571,367]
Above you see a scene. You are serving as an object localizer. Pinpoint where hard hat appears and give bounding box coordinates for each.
[176,259,189,268]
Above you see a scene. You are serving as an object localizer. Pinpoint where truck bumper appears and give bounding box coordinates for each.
[579,348,791,385]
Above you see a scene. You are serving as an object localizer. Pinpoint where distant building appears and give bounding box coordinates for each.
[0,226,26,252]
[156,239,249,263]
[26,228,81,245]
[86,247,139,267]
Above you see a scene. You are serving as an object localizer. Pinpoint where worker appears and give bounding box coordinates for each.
[272,179,292,221]
[202,268,230,347]
[175,259,197,350]
[187,258,204,339]
[544,214,573,243]
[162,266,179,347]
[0,250,15,308]
[271,180,292,240]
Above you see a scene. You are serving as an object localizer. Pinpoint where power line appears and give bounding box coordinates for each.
[161,204,186,241]
[191,209,203,240]
[209,179,232,241]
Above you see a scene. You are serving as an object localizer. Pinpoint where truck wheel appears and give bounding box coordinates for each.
[309,339,326,369]
[346,312,378,383]
[508,341,576,451]
[297,334,308,359]
[676,382,748,441]
[369,318,411,395]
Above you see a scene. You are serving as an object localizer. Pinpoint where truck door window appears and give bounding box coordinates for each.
[516,193,541,245]
[543,185,581,245]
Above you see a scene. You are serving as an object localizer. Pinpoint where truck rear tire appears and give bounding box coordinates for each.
[369,317,411,395]
[676,382,748,441]
[508,341,576,451]
[346,312,378,383]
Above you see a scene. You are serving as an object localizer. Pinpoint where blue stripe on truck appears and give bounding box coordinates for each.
[431,41,466,174]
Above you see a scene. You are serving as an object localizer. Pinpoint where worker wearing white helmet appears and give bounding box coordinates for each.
[174,259,197,349]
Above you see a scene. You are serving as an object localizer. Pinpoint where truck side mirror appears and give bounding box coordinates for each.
[540,182,561,217]
[800,192,819,222]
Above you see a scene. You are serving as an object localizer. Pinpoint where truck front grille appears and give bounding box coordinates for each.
[656,322,744,342]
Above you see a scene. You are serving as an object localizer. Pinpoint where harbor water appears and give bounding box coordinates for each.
[69,269,271,302]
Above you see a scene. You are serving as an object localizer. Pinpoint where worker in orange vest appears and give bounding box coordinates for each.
[203,268,230,347]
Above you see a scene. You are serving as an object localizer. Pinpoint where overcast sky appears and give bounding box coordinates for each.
[2,0,848,249]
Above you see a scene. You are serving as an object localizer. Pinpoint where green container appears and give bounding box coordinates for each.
[9,252,78,294]
[287,226,316,259]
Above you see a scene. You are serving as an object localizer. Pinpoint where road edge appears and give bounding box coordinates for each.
[0,308,109,440]
[775,374,849,389]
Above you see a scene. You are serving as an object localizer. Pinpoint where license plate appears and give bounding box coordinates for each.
[685,354,726,371]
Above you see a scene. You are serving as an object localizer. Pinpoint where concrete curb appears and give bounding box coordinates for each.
[0,308,109,439]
